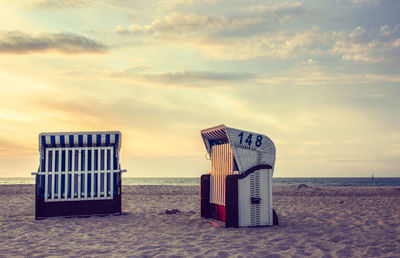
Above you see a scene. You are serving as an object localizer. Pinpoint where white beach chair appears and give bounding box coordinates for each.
[200,125,278,227]
[31,131,126,219]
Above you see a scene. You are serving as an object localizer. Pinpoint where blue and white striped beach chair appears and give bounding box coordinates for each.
[31,131,126,219]
[200,125,279,227]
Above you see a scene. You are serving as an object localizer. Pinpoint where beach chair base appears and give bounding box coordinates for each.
[34,176,122,220]
[35,197,122,220]
[201,165,279,228]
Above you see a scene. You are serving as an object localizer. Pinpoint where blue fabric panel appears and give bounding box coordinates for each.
[94,150,98,170]
[94,173,98,196]
[60,135,65,147]
[96,134,101,146]
[113,173,118,194]
[55,150,59,172]
[106,134,110,146]
[113,153,117,171]
[50,136,56,147]
[69,135,74,147]
[40,175,45,198]
[68,150,72,171]
[67,174,72,198]
[87,135,92,147]
[88,174,91,197]
[88,150,92,171]
[61,150,66,171]
[78,135,83,147]
[41,136,46,147]
[115,134,119,146]
[61,174,65,197]
[107,150,110,170]
[41,136,46,172]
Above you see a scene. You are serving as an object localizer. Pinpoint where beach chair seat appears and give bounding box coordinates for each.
[31,131,126,219]
[200,125,278,227]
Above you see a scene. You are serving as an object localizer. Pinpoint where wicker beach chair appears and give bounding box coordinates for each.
[31,131,126,219]
[200,125,278,227]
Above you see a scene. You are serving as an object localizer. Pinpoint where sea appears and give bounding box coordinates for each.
[1,177,400,186]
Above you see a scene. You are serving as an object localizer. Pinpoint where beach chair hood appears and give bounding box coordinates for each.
[38,131,122,160]
[201,124,276,173]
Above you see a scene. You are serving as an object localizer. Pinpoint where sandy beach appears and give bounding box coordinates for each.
[0,185,399,257]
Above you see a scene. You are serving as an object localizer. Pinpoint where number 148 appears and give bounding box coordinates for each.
[238,132,262,147]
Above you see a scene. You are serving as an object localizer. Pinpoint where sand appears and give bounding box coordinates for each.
[0,185,400,257]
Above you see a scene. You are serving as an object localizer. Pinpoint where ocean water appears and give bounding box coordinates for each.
[1,177,400,186]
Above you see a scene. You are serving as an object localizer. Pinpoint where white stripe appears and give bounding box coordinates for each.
[111,147,114,198]
[55,135,61,146]
[105,149,108,197]
[91,148,95,199]
[65,135,70,145]
[78,149,81,200]
[74,135,79,146]
[46,135,51,146]
[84,148,88,200]
[92,134,97,146]
[97,148,101,199]
[51,150,55,201]
[110,134,116,144]
[71,149,75,200]
[45,149,49,202]
[65,148,69,199]
[58,150,62,200]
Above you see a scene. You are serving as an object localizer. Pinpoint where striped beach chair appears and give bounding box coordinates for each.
[31,131,126,219]
[200,125,278,227]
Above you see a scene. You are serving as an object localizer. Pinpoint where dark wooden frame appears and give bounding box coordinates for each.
[201,164,279,227]
[34,175,122,219]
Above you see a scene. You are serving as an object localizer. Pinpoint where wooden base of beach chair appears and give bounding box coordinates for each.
[35,195,121,219]
[201,164,279,228]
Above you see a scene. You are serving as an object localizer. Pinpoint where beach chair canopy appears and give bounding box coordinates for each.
[39,131,121,158]
[201,124,276,173]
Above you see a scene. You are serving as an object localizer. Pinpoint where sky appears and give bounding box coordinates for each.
[0,0,399,178]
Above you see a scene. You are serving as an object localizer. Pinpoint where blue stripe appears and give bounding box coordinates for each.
[50,136,56,147]
[78,135,83,147]
[61,150,66,171]
[97,134,101,146]
[60,135,65,147]
[115,134,119,145]
[69,135,74,147]
[87,135,92,147]
[41,136,46,172]
[106,134,110,146]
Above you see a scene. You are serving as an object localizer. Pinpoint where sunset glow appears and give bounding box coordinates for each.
[1,0,399,177]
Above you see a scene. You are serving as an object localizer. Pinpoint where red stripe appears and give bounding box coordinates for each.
[216,204,225,222]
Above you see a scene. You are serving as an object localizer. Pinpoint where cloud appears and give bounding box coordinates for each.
[0,31,107,54]
[247,2,302,14]
[191,28,328,60]
[156,0,216,11]
[107,70,257,88]
[115,2,304,36]
[332,25,400,64]
[115,12,261,36]
[12,0,89,8]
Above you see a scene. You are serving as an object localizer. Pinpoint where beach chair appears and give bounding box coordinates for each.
[31,131,126,219]
[200,125,278,227]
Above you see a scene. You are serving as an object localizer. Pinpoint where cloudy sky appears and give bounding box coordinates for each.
[0,0,399,178]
